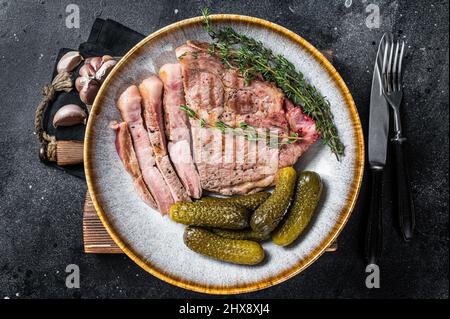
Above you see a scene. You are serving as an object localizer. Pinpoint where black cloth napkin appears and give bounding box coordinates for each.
[42,19,144,178]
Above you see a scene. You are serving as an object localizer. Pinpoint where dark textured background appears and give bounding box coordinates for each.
[0,0,448,299]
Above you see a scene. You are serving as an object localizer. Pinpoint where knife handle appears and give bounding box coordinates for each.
[365,167,383,264]
[392,137,415,241]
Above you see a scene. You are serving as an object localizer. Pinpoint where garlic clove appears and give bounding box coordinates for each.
[75,75,98,93]
[79,63,96,78]
[95,59,118,82]
[101,55,114,64]
[79,79,100,105]
[89,57,103,71]
[57,51,83,73]
[53,104,87,128]
[75,76,87,92]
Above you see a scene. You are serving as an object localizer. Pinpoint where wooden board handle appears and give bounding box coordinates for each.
[56,140,84,166]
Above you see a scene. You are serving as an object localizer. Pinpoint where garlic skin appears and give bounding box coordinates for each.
[57,51,83,73]
[53,104,87,128]
[95,59,117,82]
[75,76,88,92]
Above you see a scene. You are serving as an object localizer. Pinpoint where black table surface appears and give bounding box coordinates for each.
[0,0,448,299]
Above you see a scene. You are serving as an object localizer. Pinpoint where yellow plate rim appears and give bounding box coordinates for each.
[84,14,365,295]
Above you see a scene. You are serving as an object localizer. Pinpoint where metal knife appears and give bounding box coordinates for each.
[365,34,390,264]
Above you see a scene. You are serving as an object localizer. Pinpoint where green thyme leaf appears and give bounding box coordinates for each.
[180,104,196,118]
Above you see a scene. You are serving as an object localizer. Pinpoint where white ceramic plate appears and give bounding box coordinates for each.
[85,15,364,294]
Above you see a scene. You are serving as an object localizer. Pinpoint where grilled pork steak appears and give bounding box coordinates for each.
[117,85,175,214]
[139,76,191,203]
[176,41,320,195]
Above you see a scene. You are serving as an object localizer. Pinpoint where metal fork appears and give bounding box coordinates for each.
[380,32,415,241]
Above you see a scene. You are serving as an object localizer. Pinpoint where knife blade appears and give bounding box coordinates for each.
[368,34,390,168]
[365,33,390,265]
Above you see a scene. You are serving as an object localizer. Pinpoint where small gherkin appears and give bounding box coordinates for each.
[272,171,323,246]
[184,226,265,265]
[198,192,270,211]
[250,167,297,234]
[170,201,250,229]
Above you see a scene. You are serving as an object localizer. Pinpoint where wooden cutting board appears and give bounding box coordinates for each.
[83,192,122,253]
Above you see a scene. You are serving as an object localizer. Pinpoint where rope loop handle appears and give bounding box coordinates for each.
[34,72,73,162]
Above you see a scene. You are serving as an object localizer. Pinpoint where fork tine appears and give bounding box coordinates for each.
[392,41,400,91]
[382,37,390,92]
[387,36,395,92]
[397,41,406,91]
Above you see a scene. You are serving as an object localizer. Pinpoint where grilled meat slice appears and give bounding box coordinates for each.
[117,85,174,214]
[111,121,157,208]
[139,76,191,202]
[159,63,202,199]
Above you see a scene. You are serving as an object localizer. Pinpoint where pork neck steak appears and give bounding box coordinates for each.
[175,41,320,195]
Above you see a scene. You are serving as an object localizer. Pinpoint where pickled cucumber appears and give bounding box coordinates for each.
[272,171,323,246]
[184,226,265,265]
[170,202,249,229]
[250,167,297,234]
[212,228,270,242]
[199,192,270,211]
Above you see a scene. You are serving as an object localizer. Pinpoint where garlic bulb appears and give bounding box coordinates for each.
[75,55,119,105]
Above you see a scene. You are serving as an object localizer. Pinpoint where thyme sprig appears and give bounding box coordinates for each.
[200,8,344,160]
[180,105,301,146]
